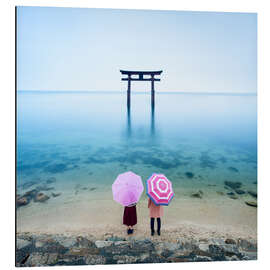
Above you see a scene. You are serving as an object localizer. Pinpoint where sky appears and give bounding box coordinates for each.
[17,7,257,93]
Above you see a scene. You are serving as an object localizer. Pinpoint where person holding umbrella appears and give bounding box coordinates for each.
[148,197,163,236]
[123,202,137,234]
[112,171,144,235]
[146,173,174,236]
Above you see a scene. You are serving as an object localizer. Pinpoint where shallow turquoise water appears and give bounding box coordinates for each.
[16,91,257,199]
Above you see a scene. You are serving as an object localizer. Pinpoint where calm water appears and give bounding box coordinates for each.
[16,91,257,200]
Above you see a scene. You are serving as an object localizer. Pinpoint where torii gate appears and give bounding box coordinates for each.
[120,70,163,107]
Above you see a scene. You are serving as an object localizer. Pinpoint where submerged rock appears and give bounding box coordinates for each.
[34,193,50,203]
[235,189,245,195]
[36,185,54,192]
[224,181,242,190]
[46,177,56,184]
[248,191,257,199]
[245,201,257,208]
[22,181,36,189]
[185,172,194,179]
[227,192,238,199]
[51,192,61,197]
[24,189,38,199]
[89,187,97,191]
[191,190,203,199]
[227,167,239,173]
[216,191,224,196]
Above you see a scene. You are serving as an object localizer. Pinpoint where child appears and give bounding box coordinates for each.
[148,197,163,236]
[123,203,137,234]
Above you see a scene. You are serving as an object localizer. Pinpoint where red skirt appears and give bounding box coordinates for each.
[123,205,137,226]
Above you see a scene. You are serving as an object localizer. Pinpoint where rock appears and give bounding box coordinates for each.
[229,194,238,200]
[36,184,54,192]
[216,191,224,196]
[46,253,58,265]
[23,189,38,199]
[95,240,113,248]
[57,237,77,248]
[16,196,30,207]
[237,239,257,252]
[235,189,245,195]
[34,192,50,203]
[245,201,257,207]
[185,172,194,179]
[52,192,61,197]
[221,244,239,256]
[191,190,203,199]
[76,236,96,248]
[163,242,179,251]
[248,191,257,198]
[85,255,106,265]
[17,238,31,249]
[22,181,36,189]
[35,240,46,248]
[225,238,236,245]
[208,244,226,260]
[114,241,128,246]
[89,187,97,191]
[224,181,242,190]
[194,255,212,261]
[140,253,150,261]
[46,177,56,184]
[227,192,235,196]
[113,255,138,264]
[105,236,126,242]
[25,253,49,267]
[198,243,209,252]
[241,251,257,260]
[227,167,239,173]
[68,247,99,256]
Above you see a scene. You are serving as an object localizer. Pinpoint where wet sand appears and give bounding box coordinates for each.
[17,189,257,241]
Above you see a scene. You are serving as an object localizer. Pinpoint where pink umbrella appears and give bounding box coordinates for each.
[112,171,144,206]
[146,173,174,205]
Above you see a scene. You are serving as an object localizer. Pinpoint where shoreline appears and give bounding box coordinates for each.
[16,230,257,266]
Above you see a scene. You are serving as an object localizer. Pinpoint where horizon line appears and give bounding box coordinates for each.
[17,90,257,96]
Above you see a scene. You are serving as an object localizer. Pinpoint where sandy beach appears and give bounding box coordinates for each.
[17,188,257,241]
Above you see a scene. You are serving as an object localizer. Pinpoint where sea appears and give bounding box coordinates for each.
[16,91,257,233]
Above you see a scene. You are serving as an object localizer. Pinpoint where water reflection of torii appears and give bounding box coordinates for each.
[126,101,155,137]
[121,70,162,138]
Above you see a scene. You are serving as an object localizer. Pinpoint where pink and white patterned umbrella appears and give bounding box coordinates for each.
[146,173,174,205]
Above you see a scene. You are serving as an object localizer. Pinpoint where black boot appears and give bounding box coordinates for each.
[151,218,155,236]
[157,218,161,236]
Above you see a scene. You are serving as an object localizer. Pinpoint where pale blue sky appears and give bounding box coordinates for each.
[17,7,257,93]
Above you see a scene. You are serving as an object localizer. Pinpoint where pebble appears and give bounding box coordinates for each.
[95,240,113,248]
